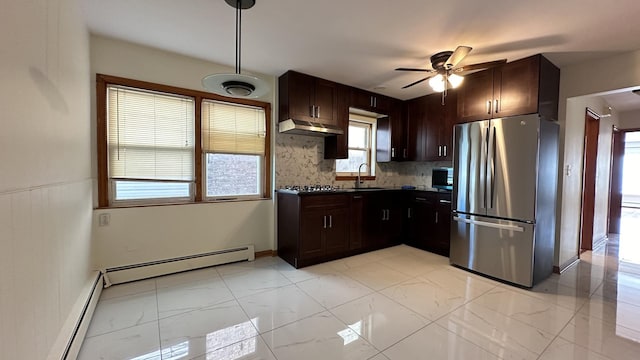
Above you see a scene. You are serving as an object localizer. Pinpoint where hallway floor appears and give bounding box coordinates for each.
[78,243,640,360]
[620,207,640,268]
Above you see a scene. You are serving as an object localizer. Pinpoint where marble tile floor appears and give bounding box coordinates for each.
[78,242,640,360]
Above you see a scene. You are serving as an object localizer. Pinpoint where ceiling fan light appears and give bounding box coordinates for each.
[448,73,464,88]
[429,74,445,92]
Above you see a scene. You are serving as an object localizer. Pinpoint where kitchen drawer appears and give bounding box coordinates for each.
[300,194,349,210]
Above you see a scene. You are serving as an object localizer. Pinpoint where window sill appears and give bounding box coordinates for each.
[335,175,376,181]
[96,196,272,210]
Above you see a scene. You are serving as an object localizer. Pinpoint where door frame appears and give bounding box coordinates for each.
[580,109,600,252]
[608,125,624,234]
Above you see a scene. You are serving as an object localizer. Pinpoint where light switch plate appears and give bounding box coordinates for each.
[98,213,110,227]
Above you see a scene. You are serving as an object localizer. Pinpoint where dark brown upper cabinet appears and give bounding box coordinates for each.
[457,54,560,123]
[406,95,429,161]
[350,88,392,113]
[279,70,339,126]
[405,92,457,161]
[425,91,457,161]
[324,84,350,160]
[376,99,407,162]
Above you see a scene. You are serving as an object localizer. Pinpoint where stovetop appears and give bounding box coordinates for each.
[281,184,341,193]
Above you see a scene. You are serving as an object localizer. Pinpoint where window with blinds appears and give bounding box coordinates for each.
[201,100,266,198]
[107,85,195,203]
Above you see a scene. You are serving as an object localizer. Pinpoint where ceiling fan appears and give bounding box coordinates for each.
[396,46,506,98]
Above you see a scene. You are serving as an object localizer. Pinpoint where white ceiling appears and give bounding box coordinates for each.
[602,90,640,113]
[81,0,640,101]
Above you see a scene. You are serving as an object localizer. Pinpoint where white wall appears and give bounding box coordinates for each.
[556,49,640,269]
[620,109,640,129]
[593,114,615,242]
[0,0,94,358]
[89,35,277,270]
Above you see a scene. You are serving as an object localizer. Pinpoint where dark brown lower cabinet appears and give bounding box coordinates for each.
[277,190,451,268]
[349,194,365,251]
[406,191,452,256]
[278,193,349,268]
[365,191,404,249]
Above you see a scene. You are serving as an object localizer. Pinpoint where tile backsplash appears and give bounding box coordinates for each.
[275,132,451,189]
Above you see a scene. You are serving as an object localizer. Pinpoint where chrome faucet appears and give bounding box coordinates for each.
[356,163,368,188]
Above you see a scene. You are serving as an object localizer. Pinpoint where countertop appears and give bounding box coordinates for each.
[276,186,451,196]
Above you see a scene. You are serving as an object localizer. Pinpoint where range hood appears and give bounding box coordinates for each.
[278,119,344,136]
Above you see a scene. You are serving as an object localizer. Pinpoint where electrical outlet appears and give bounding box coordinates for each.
[98,213,111,227]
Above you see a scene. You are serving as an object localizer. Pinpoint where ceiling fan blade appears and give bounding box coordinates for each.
[395,67,434,72]
[455,59,507,72]
[445,46,472,69]
[402,75,434,89]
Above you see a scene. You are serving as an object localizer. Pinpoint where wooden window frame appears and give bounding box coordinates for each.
[96,74,272,208]
[335,119,376,178]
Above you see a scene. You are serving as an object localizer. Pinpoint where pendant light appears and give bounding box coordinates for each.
[202,0,268,98]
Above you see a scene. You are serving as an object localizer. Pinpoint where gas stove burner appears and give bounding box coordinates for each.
[283,184,339,193]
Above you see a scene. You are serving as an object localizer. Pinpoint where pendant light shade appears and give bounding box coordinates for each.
[202,0,268,99]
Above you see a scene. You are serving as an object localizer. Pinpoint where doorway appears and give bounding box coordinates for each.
[580,110,600,252]
[619,129,640,266]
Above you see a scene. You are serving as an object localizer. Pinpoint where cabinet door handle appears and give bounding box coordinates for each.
[374,97,377,107]
[435,212,439,224]
[494,99,499,114]
[408,208,412,219]
[403,148,408,158]
[353,195,363,199]
[443,145,447,157]
[310,105,315,118]
[381,210,385,221]
[415,197,427,202]
[370,96,374,107]
[323,215,327,229]
[438,145,442,156]
[486,100,492,114]
[386,209,390,221]
[316,106,320,118]
[329,215,332,228]
[391,148,396,158]
[439,199,451,204]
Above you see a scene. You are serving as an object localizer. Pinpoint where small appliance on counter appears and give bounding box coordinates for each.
[432,167,453,191]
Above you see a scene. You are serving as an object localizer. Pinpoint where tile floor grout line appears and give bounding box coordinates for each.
[153,278,162,359]
[225,272,281,360]
[533,309,579,360]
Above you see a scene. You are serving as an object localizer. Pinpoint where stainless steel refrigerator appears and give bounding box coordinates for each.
[450,114,559,287]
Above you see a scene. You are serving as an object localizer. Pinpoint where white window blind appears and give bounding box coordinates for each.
[201,100,266,155]
[107,86,195,181]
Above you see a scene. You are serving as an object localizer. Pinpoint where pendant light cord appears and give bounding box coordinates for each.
[235,0,241,74]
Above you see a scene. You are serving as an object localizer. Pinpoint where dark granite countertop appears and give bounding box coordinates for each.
[276,186,451,195]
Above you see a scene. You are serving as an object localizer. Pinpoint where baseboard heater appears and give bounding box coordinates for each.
[102,245,255,287]
[47,271,103,360]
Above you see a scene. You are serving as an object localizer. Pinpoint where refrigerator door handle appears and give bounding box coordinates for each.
[484,127,490,209]
[453,216,525,232]
[490,126,496,209]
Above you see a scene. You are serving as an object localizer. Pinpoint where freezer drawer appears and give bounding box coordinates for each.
[450,214,535,287]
